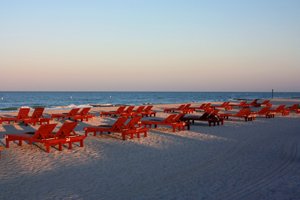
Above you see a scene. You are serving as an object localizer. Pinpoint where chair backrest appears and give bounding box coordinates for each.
[261,100,270,104]
[289,104,299,111]
[249,99,258,105]
[17,108,31,120]
[236,108,250,116]
[143,105,153,112]
[261,100,272,107]
[239,101,247,106]
[163,114,177,123]
[219,102,227,107]
[275,105,285,112]
[32,124,57,139]
[54,122,78,138]
[116,106,126,113]
[31,107,45,119]
[177,104,186,110]
[68,108,80,116]
[257,107,270,115]
[79,107,91,115]
[124,106,134,113]
[126,116,142,129]
[111,117,128,131]
[173,114,185,122]
[135,106,145,113]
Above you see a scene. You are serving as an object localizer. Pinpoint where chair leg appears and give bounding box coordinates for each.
[6,139,9,148]
[58,143,62,151]
[45,144,50,153]
[68,142,72,150]
[80,140,84,147]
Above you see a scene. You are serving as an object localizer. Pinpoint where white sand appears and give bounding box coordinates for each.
[1,99,300,200]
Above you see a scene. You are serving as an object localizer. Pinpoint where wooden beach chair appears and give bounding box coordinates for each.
[220,108,256,121]
[119,106,135,116]
[100,106,126,117]
[121,116,148,140]
[252,107,275,118]
[163,104,186,113]
[141,114,185,132]
[5,124,57,150]
[50,121,86,152]
[84,117,128,136]
[269,105,289,116]
[121,106,145,118]
[51,108,80,120]
[180,109,224,127]
[141,105,156,117]
[286,104,299,112]
[191,103,212,112]
[212,102,232,110]
[22,107,51,126]
[71,107,94,122]
[1,107,30,124]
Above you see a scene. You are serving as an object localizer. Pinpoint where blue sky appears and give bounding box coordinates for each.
[0,0,299,91]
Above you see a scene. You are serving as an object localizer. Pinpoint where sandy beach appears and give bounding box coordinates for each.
[0,98,300,200]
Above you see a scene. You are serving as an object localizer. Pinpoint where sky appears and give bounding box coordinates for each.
[0,0,299,92]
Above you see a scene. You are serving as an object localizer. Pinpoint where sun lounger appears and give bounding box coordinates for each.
[50,121,86,152]
[286,104,299,112]
[1,107,30,124]
[191,103,212,112]
[5,124,57,151]
[141,105,156,117]
[220,108,256,121]
[141,114,185,132]
[121,116,148,140]
[269,105,289,116]
[181,112,224,126]
[100,106,126,117]
[252,107,275,118]
[71,107,95,121]
[121,106,145,117]
[84,117,128,136]
[51,108,80,120]
[22,107,51,126]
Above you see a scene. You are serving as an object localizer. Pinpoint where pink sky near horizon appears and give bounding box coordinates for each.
[1,1,299,92]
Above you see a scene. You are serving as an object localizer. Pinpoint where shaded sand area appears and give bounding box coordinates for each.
[0,99,300,200]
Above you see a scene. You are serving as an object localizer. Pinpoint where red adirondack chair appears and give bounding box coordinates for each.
[252,107,274,118]
[287,104,299,112]
[220,108,256,121]
[51,108,80,120]
[1,107,30,124]
[269,105,289,116]
[119,106,135,116]
[100,106,126,117]
[163,104,186,113]
[191,103,212,112]
[212,102,232,110]
[23,107,51,126]
[141,105,156,117]
[50,121,86,152]
[121,116,148,140]
[141,114,185,132]
[71,107,94,121]
[5,124,57,150]
[180,109,224,127]
[84,117,128,136]
[121,106,145,117]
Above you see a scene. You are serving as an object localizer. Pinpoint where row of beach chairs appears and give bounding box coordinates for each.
[1,100,299,153]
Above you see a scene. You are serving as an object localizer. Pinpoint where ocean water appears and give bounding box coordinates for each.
[0,91,299,111]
